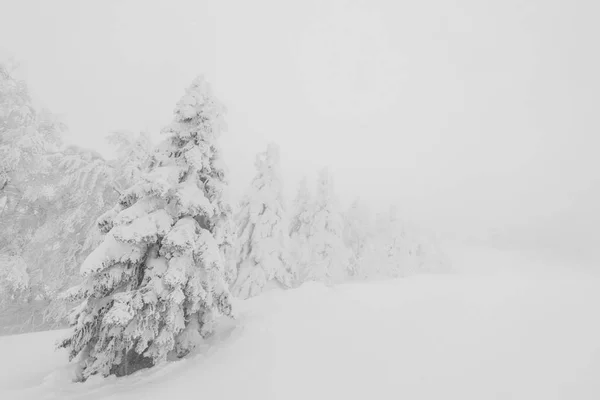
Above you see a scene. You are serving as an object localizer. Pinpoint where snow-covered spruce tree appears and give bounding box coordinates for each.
[59,76,234,380]
[389,217,450,275]
[359,205,450,280]
[0,63,64,209]
[289,176,313,284]
[0,62,65,307]
[0,132,154,334]
[106,130,154,189]
[304,168,351,283]
[343,197,372,279]
[232,143,293,299]
[364,205,421,278]
[42,137,154,327]
[362,205,407,278]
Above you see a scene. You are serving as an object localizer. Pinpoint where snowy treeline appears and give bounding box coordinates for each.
[289,172,448,283]
[1,64,448,379]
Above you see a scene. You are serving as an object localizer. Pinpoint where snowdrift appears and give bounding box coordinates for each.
[2,251,600,400]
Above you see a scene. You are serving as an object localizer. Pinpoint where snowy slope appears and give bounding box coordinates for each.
[1,245,599,400]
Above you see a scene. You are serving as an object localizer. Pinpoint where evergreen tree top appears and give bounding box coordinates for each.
[162,76,227,143]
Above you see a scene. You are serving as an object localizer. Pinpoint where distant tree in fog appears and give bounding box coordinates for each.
[304,168,351,283]
[289,176,313,283]
[232,143,294,299]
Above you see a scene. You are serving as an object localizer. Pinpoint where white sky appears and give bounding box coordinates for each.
[1,0,599,262]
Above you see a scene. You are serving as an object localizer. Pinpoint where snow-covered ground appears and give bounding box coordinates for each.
[1,243,599,400]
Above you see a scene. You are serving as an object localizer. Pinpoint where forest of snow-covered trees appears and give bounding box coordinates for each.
[0,62,447,380]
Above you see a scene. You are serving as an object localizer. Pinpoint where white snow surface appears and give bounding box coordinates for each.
[1,243,599,400]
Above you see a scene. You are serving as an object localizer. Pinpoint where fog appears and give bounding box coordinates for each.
[1,0,598,264]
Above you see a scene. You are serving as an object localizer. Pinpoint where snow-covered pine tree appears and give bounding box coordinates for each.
[232,143,293,299]
[289,176,313,283]
[59,76,234,380]
[305,168,351,283]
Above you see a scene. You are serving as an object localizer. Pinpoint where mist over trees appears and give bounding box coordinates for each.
[0,62,448,379]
